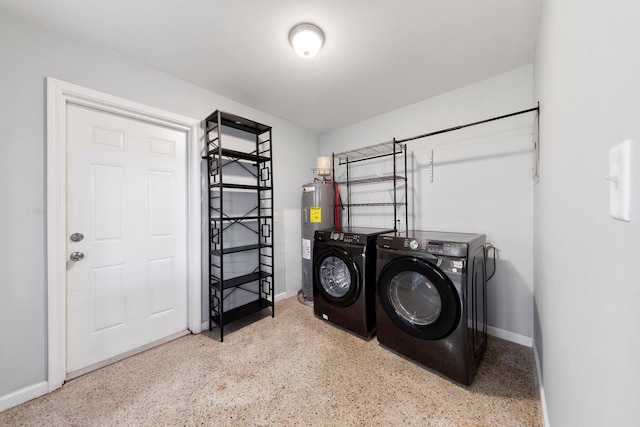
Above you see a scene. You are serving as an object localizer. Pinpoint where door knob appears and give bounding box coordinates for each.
[70,233,84,242]
[69,252,85,262]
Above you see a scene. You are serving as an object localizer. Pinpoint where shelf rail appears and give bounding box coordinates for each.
[394,105,539,144]
[332,142,408,232]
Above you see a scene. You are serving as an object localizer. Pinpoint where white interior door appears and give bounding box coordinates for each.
[65,103,188,375]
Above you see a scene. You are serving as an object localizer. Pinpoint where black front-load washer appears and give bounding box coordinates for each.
[375,230,487,385]
[313,227,394,338]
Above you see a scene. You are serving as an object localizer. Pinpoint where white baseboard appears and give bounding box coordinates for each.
[533,342,551,427]
[487,325,533,347]
[488,327,547,424]
[0,381,48,412]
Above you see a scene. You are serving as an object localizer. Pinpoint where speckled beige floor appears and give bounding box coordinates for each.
[0,296,541,426]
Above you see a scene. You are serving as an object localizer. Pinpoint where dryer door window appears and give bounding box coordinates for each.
[378,257,460,340]
[388,271,442,326]
[314,247,360,307]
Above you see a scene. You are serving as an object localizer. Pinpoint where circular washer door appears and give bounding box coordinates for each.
[314,246,360,307]
[377,256,460,340]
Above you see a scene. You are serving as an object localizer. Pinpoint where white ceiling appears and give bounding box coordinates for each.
[0,0,541,133]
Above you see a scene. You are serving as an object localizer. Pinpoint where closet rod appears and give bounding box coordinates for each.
[394,105,539,144]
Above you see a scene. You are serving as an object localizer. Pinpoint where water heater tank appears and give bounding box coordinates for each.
[300,182,335,303]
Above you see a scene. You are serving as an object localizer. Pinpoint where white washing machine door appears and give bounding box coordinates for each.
[377,256,460,340]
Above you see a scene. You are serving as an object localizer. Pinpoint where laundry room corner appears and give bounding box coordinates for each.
[320,66,536,345]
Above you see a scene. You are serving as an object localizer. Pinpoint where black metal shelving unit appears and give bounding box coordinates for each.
[204,110,274,341]
[332,141,408,231]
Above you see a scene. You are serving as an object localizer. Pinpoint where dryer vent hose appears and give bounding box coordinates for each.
[484,243,497,281]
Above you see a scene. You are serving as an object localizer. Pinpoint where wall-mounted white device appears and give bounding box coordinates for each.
[607,140,631,221]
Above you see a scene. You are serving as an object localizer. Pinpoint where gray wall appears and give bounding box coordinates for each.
[534,0,640,425]
[0,8,318,398]
[321,66,535,341]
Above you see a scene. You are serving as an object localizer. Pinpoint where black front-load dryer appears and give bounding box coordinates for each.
[375,230,487,385]
[313,227,394,338]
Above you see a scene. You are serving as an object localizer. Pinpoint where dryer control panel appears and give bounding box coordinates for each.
[424,241,467,257]
[378,235,468,257]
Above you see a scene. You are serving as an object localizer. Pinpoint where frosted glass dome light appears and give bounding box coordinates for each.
[289,23,325,59]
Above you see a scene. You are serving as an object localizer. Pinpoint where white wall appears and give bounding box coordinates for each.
[0,7,318,403]
[321,66,535,341]
[534,0,640,426]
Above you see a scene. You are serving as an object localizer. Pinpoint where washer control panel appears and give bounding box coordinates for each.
[316,228,396,245]
[315,230,367,245]
[330,231,366,245]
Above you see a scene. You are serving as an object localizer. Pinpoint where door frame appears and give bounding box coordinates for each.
[46,77,202,392]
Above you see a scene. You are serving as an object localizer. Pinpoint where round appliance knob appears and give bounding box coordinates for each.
[409,240,419,250]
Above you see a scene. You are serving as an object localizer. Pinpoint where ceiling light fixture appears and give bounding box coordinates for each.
[289,23,324,59]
